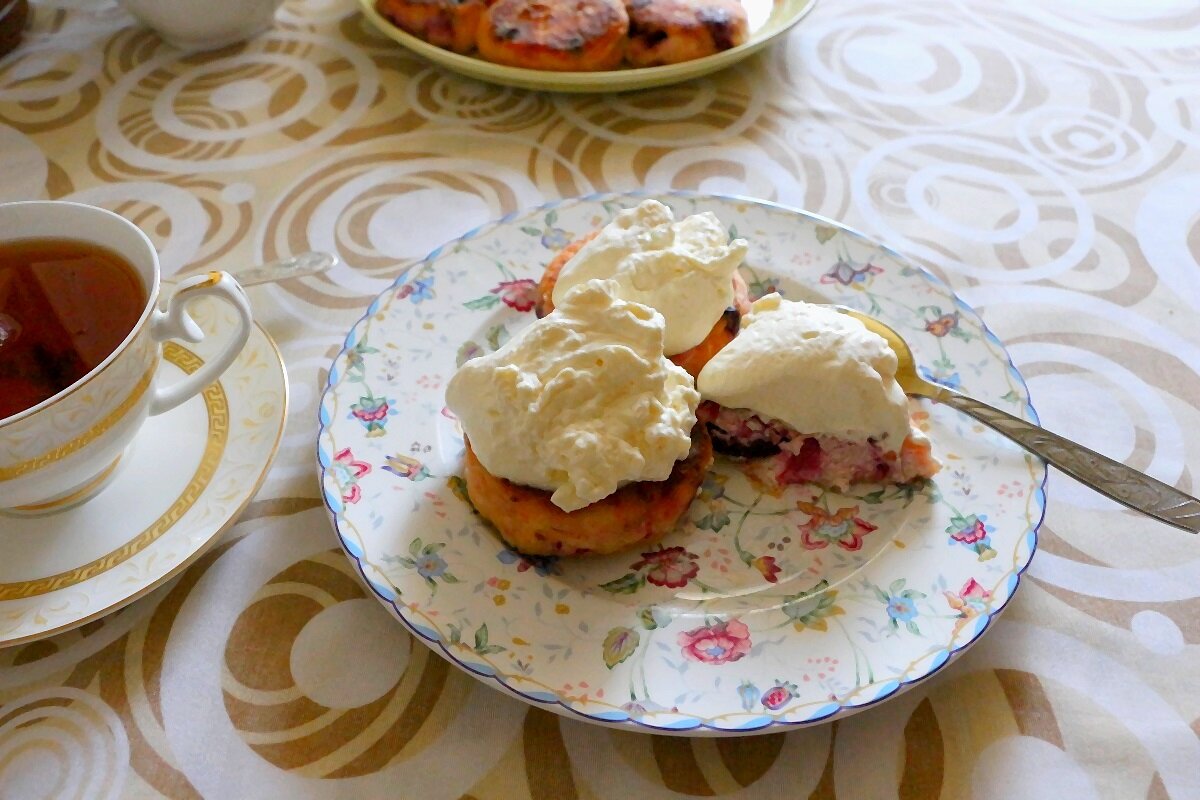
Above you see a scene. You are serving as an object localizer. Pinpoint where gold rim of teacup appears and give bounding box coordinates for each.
[0,363,156,482]
[6,453,125,514]
[0,276,241,479]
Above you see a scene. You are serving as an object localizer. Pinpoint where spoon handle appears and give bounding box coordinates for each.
[939,391,1200,533]
[228,251,338,287]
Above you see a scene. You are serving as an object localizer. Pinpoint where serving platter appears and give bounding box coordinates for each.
[358,0,818,92]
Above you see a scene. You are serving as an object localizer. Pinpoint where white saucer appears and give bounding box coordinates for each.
[0,297,288,647]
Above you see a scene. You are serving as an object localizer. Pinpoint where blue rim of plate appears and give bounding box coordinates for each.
[316,189,1049,734]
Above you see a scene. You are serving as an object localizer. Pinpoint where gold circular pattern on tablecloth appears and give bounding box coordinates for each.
[0,31,103,133]
[257,130,590,309]
[78,180,256,275]
[551,64,769,147]
[95,28,379,174]
[0,687,129,800]
[852,133,1098,283]
[775,5,1029,132]
[220,550,457,778]
[3,0,1200,795]
[406,68,555,132]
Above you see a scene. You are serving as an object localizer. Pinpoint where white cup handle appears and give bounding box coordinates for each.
[148,271,253,416]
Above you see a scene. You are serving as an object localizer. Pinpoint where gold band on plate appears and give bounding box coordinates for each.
[0,363,156,482]
[0,343,229,601]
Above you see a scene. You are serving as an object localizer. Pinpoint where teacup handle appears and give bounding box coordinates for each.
[148,272,253,416]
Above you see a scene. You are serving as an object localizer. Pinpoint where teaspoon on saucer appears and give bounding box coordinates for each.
[837,306,1200,534]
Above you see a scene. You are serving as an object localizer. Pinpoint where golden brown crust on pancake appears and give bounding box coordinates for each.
[535,230,600,318]
[462,424,712,556]
[476,0,629,71]
[624,0,748,67]
[377,0,486,53]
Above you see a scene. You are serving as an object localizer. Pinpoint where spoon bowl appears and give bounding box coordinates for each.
[834,306,1200,534]
[836,306,947,399]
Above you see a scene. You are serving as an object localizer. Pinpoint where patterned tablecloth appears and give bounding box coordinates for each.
[3,0,1200,797]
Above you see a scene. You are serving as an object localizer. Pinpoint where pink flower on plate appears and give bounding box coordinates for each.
[349,393,396,437]
[353,404,388,423]
[677,619,751,665]
[796,502,878,552]
[760,681,798,710]
[960,578,989,600]
[491,279,539,312]
[945,578,992,619]
[948,516,989,544]
[334,448,370,476]
[333,448,370,504]
[632,546,699,588]
[751,555,782,583]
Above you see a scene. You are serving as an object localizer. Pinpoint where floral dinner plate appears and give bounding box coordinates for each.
[317,192,1047,734]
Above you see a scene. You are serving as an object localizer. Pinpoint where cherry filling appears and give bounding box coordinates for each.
[773,436,892,486]
[775,437,822,483]
[705,404,909,489]
[702,403,793,457]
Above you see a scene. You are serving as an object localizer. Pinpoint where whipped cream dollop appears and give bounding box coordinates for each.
[551,200,748,355]
[696,294,912,448]
[446,279,700,512]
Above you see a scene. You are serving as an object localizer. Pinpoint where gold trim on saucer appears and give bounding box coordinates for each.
[0,323,289,648]
[0,342,228,601]
[0,363,156,482]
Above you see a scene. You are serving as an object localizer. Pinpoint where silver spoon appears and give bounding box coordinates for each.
[837,307,1200,534]
[169,251,337,287]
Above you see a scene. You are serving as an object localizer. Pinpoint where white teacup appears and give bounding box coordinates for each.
[0,201,253,514]
[118,0,284,51]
